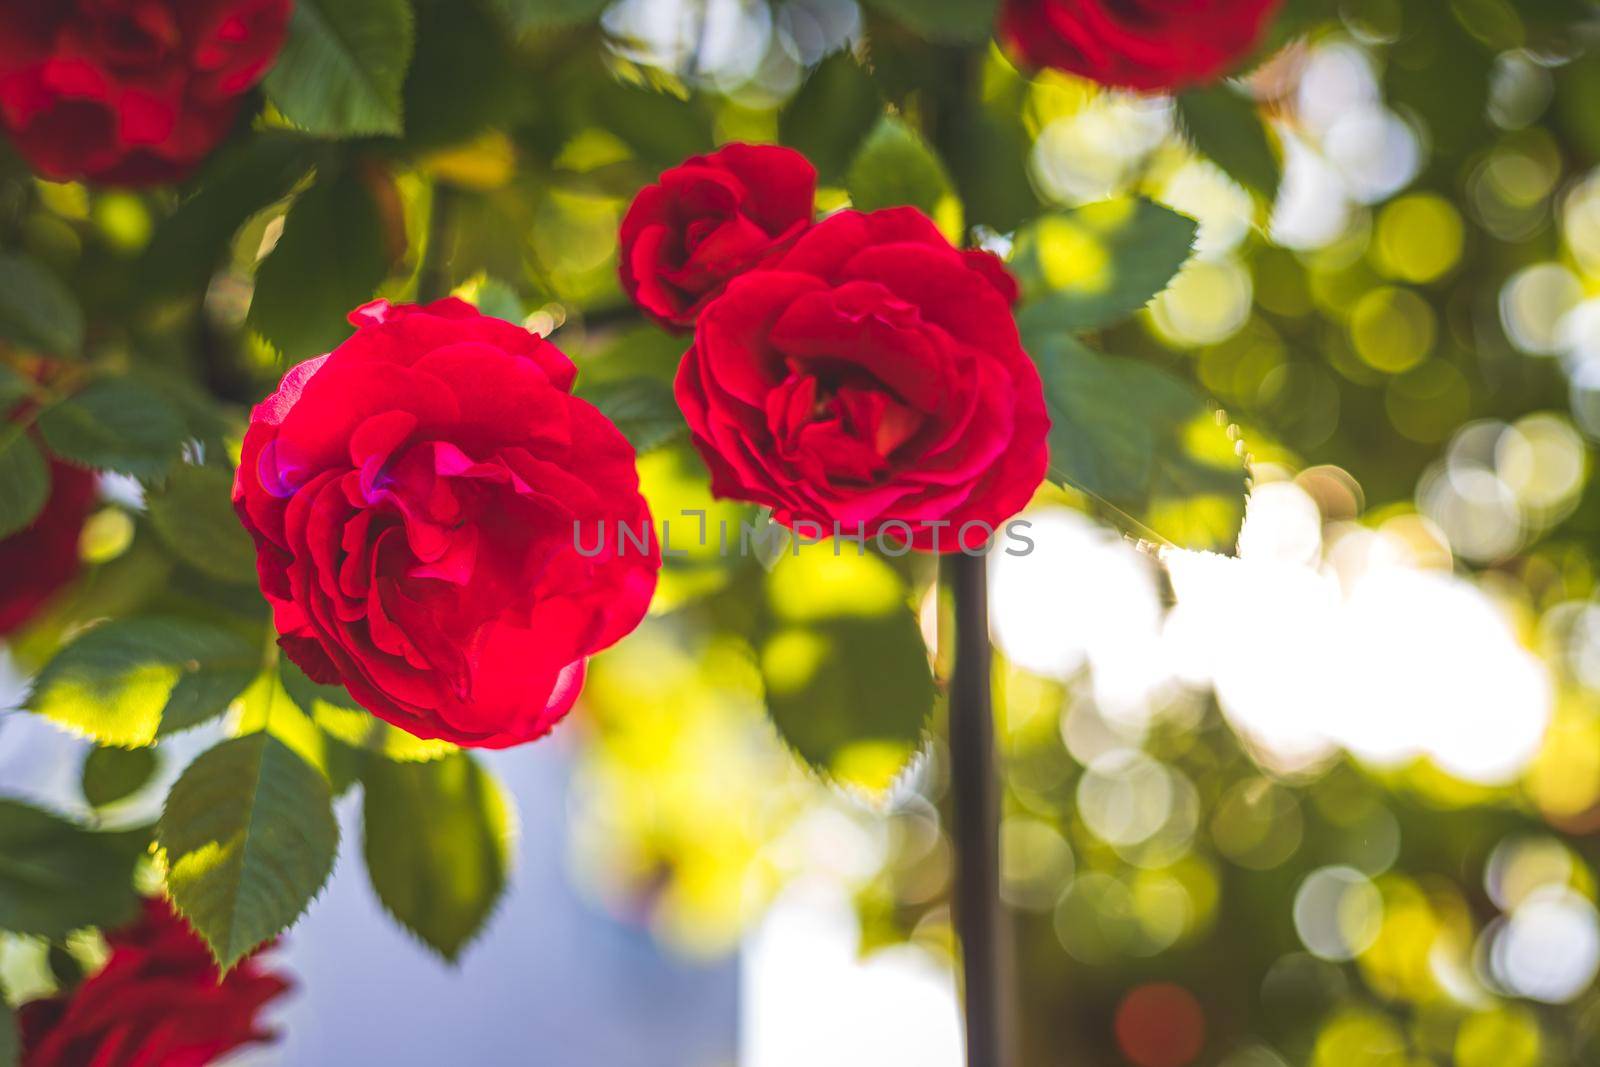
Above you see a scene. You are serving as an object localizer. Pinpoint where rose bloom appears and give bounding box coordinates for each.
[18,898,289,1067]
[0,429,95,637]
[675,207,1049,553]
[619,142,817,330]
[0,0,292,184]
[1001,0,1283,92]
[234,299,660,749]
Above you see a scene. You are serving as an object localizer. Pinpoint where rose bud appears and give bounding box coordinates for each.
[619,142,817,331]
[1000,0,1284,93]
[233,299,661,749]
[675,207,1049,554]
[17,898,290,1067]
[0,0,292,184]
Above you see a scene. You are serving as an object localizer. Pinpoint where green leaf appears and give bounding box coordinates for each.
[1012,199,1199,335]
[1027,334,1248,550]
[1176,84,1282,202]
[1032,335,1156,502]
[35,378,188,480]
[249,168,390,359]
[0,1000,16,1067]
[761,614,934,789]
[29,617,259,747]
[859,0,999,43]
[779,50,883,182]
[140,133,320,300]
[576,377,686,455]
[361,753,511,961]
[265,0,415,137]
[588,77,714,168]
[159,733,339,971]
[0,428,48,540]
[845,116,954,218]
[147,463,258,585]
[0,364,30,416]
[470,277,525,323]
[944,104,1040,233]
[0,253,83,357]
[0,800,143,938]
[401,0,522,149]
[279,659,455,763]
[756,553,933,791]
[485,0,610,31]
[82,745,159,808]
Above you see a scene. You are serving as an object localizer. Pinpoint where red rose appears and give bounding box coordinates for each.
[0,0,292,185]
[0,434,94,637]
[18,898,289,1067]
[675,207,1049,553]
[234,299,660,749]
[1001,0,1283,92]
[620,142,817,331]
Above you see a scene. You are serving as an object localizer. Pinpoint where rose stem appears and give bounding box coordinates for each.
[931,33,1014,1060]
[947,550,1008,1067]
[417,182,459,303]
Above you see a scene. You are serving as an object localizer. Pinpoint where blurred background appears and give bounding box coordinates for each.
[11,0,1600,1064]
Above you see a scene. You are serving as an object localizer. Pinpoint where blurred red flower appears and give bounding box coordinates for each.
[18,898,290,1067]
[0,417,94,636]
[0,0,292,184]
[1001,0,1283,92]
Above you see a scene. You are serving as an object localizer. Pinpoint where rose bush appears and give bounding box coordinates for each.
[619,142,817,330]
[1000,0,1283,92]
[17,898,289,1067]
[233,298,660,748]
[0,0,292,184]
[674,206,1049,553]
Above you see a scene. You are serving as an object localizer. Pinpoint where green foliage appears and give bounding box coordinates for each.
[1029,334,1248,548]
[576,377,687,454]
[361,753,512,961]
[82,745,159,808]
[0,365,29,415]
[780,51,883,182]
[1011,199,1199,335]
[248,167,391,359]
[402,0,524,149]
[586,77,715,168]
[485,0,610,31]
[0,1001,15,1067]
[29,617,259,747]
[0,800,144,938]
[760,613,934,789]
[279,659,456,763]
[140,133,320,299]
[846,116,953,217]
[0,253,83,357]
[0,428,47,539]
[470,277,525,323]
[265,0,416,137]
[752,554,935,790]
[859,0,1000,44]
[146,463,259,585]
[1176,84,1282,202]
[943,103,1039,233]
[159,733,339,971]
[35,378,188,481]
